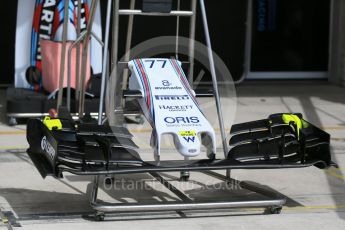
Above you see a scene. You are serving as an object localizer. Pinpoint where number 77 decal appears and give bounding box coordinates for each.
[145,60,167,68]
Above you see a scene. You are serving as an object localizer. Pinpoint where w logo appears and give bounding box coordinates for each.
[183,137,195,143]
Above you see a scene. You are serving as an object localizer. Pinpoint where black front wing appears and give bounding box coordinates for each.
[26,114,334,178]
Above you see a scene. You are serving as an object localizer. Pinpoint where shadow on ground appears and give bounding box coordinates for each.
[0,171,304,222]
[237,81,345,220]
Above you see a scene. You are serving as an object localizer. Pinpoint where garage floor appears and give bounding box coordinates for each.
[1,82,345,229]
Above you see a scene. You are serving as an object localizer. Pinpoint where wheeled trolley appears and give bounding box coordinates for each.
[26,0,334,220]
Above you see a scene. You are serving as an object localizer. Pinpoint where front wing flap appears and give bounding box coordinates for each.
[229,113,333,169]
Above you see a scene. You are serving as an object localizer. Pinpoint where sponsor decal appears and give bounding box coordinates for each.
[155,95,190,101]
[188,149,198,154]
[257,0,277,32]
[33,0,89,68]
[155,81,182,90]
[179,131,197,143]
[33,0,57,67]
[178,131,197,137]
[183,137,196,143]
[41,136,56,160]
[164,117,200,124]
[155,86,183,90]
[159,105,193,112]
[73,0,89,32]
[162,80,171,86]
[257,0,267,32]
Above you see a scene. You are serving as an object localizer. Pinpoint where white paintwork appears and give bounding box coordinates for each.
[128,58,216,158]
[87,0,103,75]
[15,0,35,88]
[14,0,103,88]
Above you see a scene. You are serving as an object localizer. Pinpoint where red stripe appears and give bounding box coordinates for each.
[73,11,77,27]
[84,3,90,24]
[171,60,196,101]
[52,8,60,37]
[37,61,42,71]
[136,60,151,109]
[33,5,43,32]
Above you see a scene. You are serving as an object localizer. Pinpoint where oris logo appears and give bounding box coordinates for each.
[41,136,56,160]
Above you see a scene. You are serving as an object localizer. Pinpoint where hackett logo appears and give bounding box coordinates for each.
[159,105,193,110]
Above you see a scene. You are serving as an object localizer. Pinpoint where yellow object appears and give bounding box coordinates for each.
[282,114,303,138]
[43,117,62,131]
[178,131,197,137]
[2,218,8,224]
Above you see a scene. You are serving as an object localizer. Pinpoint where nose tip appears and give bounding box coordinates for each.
[174,134,201,157]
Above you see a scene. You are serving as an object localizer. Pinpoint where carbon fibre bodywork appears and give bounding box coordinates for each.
[26,114,333,179]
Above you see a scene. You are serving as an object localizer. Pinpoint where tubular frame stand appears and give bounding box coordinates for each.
[90,171,286,220]
[98,0,113,125]
[121,0,136,93]
[108,0,198,126]
[78,0,100,118]
[188,0,197,85]
[56,0,105,112]
[57,0,70,109]
[88,0,286,219]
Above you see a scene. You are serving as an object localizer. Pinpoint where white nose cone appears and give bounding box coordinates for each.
[174,132,201,157]
[128,58,217,159]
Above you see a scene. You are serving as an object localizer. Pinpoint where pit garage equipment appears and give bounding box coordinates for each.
[26,0,334,220]
[6,0,103,126]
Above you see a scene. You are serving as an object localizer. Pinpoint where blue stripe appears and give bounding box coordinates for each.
[58,0,64,12]
[69,0,74,9]
[31,0,41,66]
[133,60,155,123]
[59,8,64,22]
[31,29,35,65]
[133,60,151,117]
[133,61,148,101]
[169,60,204,115]
[31,30,38,66]
[139,60,155,121]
